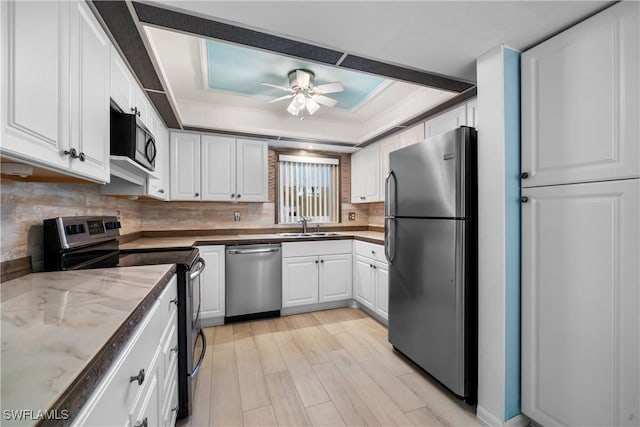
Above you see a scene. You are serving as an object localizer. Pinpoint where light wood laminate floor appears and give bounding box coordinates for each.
[180,308,481,427]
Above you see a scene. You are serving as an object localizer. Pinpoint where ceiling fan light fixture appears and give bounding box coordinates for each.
[287,99,301,116]
[306,97,320,115]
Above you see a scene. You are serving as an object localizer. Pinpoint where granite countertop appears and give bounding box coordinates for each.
[0,265,176,426]
[120,230,385,250]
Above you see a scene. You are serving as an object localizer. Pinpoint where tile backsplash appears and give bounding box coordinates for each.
[1,178,141,271]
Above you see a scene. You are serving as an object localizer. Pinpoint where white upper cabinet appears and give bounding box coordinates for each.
[69,1,110,183]
[1,1,111,183]
[236,138,269,202]
[351,143,380,203]
[424,104,467,139]
[170,132,201,200]
[1,1,70,170]
[171,132,268,202]
[521,2,639,187]
[133,86,152,130]
[201,135,236,201]
[110,45,133,113]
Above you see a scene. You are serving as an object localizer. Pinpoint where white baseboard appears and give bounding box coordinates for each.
[281,299,349,316]
[477,407,530,427]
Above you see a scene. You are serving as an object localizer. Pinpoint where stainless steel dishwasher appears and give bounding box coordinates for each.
[225,243,282,322]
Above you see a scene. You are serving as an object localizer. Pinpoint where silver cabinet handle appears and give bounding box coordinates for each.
[228,248,280,255]
[78,152,86,162]
[130,369,145,385]
[189,258,206,280]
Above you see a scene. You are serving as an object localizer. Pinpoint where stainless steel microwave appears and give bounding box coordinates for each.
[110,107,156,171]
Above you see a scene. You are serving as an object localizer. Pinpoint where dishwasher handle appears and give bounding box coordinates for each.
[227,247,280,255]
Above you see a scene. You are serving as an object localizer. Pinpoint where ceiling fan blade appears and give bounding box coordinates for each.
[261,82,293,92]
[314,82,344,94]
[312,94,338,108]
[296,69,310,88]
[267,94,295,103]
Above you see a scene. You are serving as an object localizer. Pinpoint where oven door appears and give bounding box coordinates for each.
[185,257,207,417]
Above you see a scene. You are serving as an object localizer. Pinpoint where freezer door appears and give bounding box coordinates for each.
[388,127,475,218]
[388,218,469,397]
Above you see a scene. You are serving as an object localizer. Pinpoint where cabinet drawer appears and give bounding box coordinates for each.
[353,240,386,263]
[282,240,351,257]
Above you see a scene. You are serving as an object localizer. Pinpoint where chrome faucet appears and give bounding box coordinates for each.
[298,216,309,233]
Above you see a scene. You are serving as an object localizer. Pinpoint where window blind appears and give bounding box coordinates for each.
[278,155,340,224]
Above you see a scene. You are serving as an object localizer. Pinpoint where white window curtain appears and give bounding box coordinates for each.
[278,155,340,224]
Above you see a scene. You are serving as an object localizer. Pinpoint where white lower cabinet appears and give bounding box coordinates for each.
[72,276,179,427]
[282,241,352,308]
[199,245,225,326]
[353,242,389,323]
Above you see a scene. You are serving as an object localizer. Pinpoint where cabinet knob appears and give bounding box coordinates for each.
[78,152,86,162]
[171,345,178,353]
[371,250,375,255]
[370,264,373,268]
[521,196,529,203]
[159,189,165,194]
[231,194,235,198]
[320,259,324,263]
[237,194,241,199]
[521,172,529,179]
[373,265,377,269]
[315,260,319,264]
[171,407,178,413]
[169,298,178,305]
[64,148,78,159]
[134,417,148,427]
[129,368,145,385]
[131,107,138,115]
[194,193,199,197]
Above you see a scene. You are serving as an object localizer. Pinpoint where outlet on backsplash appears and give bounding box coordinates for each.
[348,212,356,221]
[234,211,241,222]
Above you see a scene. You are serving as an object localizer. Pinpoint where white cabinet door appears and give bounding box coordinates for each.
[521,179,639,426]
[147,113,169,200]
[374,261,389,321]
[318,254,352,302]
[424,104,467,138]
[521,2,639,187]
[133,87,151,130]
[1,1,70,170]
[465,98,478,129]
[379,135,402,200]
[68,1,110,183]
[351,143,380,203]
[201,135,236,202]
[399,123,425,148]
[236,138,268,202]
[282,256,319,307]
[110,45,132,112]
[130,350,162,427]
[170,132,201,200]
[353,255,375,310]
[199,246,225,321]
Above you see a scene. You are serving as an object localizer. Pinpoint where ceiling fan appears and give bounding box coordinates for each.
[261,69,344,118]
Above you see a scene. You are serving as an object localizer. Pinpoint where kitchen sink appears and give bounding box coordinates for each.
[278,232,339,238]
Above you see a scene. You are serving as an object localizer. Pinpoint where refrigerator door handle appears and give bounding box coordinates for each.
[385,170,397,217]
[384,217,395,264]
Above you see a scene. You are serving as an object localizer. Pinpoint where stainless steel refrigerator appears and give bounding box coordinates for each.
[385,126,477,402]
